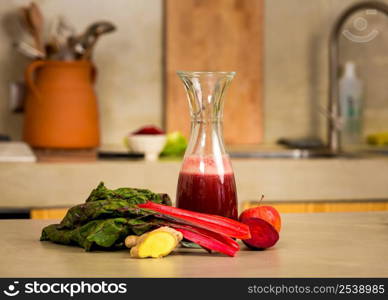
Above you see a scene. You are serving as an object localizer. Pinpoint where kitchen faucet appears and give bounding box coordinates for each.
[328,1,388,154]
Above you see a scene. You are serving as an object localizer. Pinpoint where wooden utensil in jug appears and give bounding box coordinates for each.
[20,2,45,56]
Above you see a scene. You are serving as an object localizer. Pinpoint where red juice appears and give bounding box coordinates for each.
[176,156,238,219]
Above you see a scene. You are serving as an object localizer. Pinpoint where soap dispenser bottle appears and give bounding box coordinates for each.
[339,62,363,146]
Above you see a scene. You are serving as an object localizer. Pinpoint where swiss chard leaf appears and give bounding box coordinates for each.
[58,182,170,229]
[58,200,152,229]
[86,182,171,206]
[40,182,171,251]
[41,218,156,251]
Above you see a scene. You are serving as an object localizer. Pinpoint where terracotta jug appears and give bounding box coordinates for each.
[23,60,100,148]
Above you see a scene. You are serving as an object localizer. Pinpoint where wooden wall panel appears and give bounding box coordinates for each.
[165,0,264,144]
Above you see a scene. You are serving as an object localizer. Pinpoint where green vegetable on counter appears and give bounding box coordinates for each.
[40,182,171,251]
[160,131,187,157]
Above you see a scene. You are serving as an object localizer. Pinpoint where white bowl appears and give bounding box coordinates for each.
[127,134,166,161]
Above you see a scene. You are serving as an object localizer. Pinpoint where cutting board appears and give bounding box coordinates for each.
[165,0,264,145]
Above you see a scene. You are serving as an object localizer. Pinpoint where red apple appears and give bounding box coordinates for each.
[239,205,281,233]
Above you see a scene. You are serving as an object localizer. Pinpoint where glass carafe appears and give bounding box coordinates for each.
[176,71,238,219]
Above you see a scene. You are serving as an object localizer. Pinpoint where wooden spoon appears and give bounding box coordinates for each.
[26,2,45,56]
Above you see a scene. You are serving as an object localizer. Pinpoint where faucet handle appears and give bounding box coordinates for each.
[317,105,344,131]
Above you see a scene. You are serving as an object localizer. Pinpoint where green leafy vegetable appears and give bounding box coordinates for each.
[41,218,154,251]
[86,182,171,205]
[40,182,170,251]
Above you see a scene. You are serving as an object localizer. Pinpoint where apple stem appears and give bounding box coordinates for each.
[258,194,264,206]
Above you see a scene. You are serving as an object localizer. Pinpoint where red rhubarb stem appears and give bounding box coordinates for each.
[161,221,240,251]
[174,227,238,257]
[138,201,251,239]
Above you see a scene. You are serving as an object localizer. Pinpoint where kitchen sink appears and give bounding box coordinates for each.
[228,145,388,159]
[230,149,347,159]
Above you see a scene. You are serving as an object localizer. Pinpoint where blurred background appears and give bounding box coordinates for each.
[1,0,388,219]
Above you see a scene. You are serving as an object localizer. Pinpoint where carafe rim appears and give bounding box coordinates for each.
[177,71,236,78]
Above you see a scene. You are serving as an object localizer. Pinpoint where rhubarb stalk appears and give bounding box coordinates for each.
[174,227,238,257]
[138,201,251,239]
[161,221,240,251]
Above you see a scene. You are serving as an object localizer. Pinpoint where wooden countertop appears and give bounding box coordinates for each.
[1,212,388,277]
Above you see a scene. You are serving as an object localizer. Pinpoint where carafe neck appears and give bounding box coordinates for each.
[187,119,225,156]
[178,71,235,123]
[177,71,235,157]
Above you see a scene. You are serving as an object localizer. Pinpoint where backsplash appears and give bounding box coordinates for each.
[0,0,387,148]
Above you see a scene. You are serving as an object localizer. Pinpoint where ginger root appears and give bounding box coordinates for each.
[126,226,183,258]
[124,235,139,248]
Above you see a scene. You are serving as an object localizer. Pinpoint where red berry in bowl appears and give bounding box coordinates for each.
[132,125,164,135]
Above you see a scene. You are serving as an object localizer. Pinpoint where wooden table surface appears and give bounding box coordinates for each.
[1,212,388,277]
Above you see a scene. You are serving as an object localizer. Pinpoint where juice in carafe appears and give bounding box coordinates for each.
[176,156,238,219]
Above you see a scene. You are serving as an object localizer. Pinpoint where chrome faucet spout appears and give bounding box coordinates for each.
[328,1,388,154]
